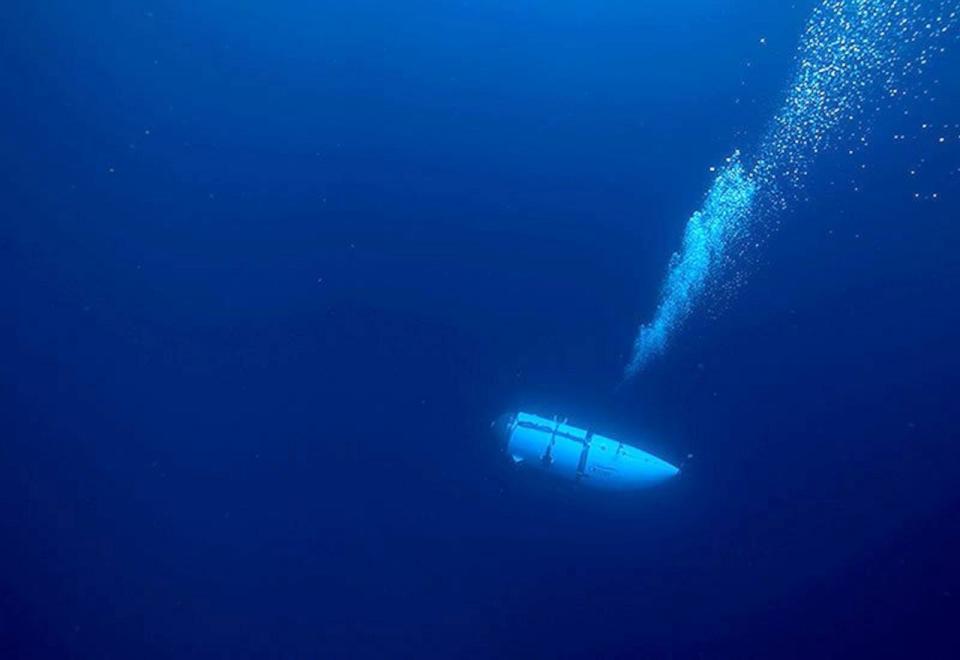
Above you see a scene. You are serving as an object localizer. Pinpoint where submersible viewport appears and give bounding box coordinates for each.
[494,412,679,490]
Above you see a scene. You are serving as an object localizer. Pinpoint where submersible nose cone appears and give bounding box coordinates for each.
[651,459,681,481]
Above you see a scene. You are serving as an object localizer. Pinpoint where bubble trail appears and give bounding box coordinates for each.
[624,158,756,377]
[624,0,958,380]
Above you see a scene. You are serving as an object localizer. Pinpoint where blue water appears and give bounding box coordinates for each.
[3,1,960,657]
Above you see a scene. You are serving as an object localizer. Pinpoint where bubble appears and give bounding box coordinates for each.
[624,0,958,380]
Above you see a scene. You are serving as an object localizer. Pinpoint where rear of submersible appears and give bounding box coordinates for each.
[495,412,679,490]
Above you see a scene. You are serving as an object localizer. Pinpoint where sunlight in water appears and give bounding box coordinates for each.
[624,0,958,379]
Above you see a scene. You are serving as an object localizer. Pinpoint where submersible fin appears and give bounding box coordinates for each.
[495,412,679,490]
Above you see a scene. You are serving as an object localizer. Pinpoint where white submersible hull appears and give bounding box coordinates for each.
[497,412,679,490]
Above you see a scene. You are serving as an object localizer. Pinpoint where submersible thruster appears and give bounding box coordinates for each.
[495,412,679,490]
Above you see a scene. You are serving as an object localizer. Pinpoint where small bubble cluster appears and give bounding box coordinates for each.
[754,0,958,201]
[625,1,957,379]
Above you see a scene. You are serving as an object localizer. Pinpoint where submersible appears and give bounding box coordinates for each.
[495,412,679,490]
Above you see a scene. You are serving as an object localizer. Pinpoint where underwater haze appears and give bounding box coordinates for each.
[4,1,960,657]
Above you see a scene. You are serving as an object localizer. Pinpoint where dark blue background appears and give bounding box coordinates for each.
[3,1,960,657]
